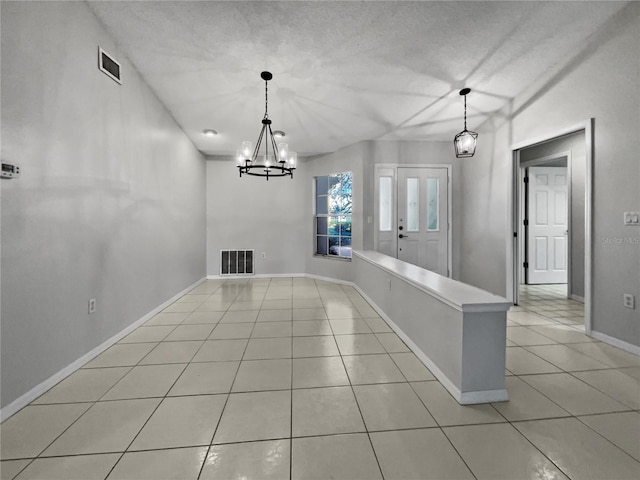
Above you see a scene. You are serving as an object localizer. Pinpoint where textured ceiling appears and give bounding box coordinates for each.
[88,1,626,157]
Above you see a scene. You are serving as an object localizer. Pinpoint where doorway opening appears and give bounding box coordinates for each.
[511,121,593,334]
[374,164,452,277]
[517,284,585,330]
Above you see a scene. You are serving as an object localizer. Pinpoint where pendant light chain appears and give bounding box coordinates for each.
[463,94,467,130]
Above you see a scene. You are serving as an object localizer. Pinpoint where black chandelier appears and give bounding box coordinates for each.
[237,71,296,180]
[453,88,478,158]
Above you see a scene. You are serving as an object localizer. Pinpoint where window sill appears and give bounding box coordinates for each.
[313,254,352,262]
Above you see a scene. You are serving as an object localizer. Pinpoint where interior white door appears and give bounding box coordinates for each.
[397,167,448,276]
[527,166,568,284]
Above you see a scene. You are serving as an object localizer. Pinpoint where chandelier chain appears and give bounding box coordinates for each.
[264,79,269,119]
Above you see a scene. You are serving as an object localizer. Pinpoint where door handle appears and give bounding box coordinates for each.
[399,234,409,239]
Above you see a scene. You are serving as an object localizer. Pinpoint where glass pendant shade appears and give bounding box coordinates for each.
[241,141,252,161]
[278,143,289,163]
[454,129,478,157]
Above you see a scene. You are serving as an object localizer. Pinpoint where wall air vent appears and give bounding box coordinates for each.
[221,250,254,276]
[98,47,121,84]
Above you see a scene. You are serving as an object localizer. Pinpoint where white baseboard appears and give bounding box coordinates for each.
[205,273,353,285]
[351,285,459,396]
[206,273,306,280]
[590,330,640,356]
[0,277,206,422]
[570,294,585,303]
[459,389,509,404]
[305,273,353,286]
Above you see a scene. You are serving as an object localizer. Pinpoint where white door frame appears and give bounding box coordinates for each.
[508,119,593,334]
[520,153,572,288]
[374,163,453,277]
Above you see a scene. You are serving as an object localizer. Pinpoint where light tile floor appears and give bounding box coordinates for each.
[1,279,639,479]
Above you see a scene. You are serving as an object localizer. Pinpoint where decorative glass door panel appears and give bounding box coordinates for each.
[397,167,448,276]
[379,176,392,232]
[406,178,420,232]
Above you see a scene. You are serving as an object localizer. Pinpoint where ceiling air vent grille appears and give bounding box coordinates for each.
[98,47,121,84]
[221,250,254,276]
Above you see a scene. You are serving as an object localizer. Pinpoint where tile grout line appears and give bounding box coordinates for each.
[194,298,246,480]
[328,283,387,480]
[109,280,235,480]
[400,357,482,479]
[5,280,637,479]
[442,285,598,478]
[289,280,295,480]
[102,348,196,478]
[572,413,640,465]
[503,285,636,478]
[14,283,227,477]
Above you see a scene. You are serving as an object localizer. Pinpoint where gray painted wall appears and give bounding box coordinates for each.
[460,4,640,346]
[1,2,206,408]
[520,131,586,298]
[304,142,366,282]
[205,158,307,276]
[205,143,365,283]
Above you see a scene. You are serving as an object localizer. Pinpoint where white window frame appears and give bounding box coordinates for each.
[314,172,353,260]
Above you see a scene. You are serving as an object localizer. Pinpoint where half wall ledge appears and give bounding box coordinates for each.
[352,250,512,404]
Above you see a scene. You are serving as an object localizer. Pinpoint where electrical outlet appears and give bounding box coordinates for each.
[88,298,97,314]
[261,252,266,259]
[624,212,640,226]
[623,294,635,309]
[387,278,392,291]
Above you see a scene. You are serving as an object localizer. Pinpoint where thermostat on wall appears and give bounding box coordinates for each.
[1,162,20,179]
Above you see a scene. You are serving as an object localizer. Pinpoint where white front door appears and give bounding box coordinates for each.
[397,167,449,276]
[527,166,568,284]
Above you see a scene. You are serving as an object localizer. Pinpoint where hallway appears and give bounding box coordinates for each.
[517,284,584,327]
[1,277,639,479]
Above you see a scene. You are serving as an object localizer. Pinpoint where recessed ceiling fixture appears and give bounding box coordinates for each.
[237,72,296,180]
[453,88,478,158]
[202,129,218,137]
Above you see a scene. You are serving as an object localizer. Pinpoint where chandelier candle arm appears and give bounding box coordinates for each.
[238,71,296,180]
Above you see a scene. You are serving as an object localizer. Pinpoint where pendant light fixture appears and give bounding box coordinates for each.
[237,71,296,180]
[453,88,478,158]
